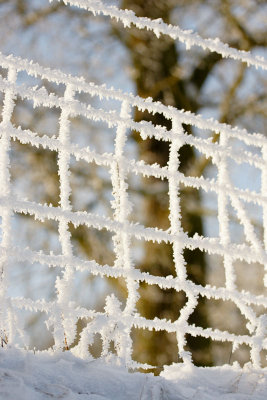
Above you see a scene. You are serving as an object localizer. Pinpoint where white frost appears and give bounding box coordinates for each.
[0,45,266,370]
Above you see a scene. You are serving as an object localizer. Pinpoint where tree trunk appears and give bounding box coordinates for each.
[118,0,213,368]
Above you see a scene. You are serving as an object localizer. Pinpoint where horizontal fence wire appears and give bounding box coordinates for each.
[50,0,267,70]
[0,33,266,369]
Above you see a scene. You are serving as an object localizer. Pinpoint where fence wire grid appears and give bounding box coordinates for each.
[0,0,266,371]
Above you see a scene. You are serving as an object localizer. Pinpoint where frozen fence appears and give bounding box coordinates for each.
[0,50,266,369]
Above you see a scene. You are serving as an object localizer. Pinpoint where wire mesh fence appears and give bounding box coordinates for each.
[0,0,266,370]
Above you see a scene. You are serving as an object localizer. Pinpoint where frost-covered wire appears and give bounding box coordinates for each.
[0,67,17,344]
[49,0,267,70]
[54,84,77,350]
[0,51,266,368]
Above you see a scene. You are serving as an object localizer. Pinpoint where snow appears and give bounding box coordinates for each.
[0,347,266,400]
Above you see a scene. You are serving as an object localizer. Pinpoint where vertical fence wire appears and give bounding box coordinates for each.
[54,84,76,350]
[0,67,17,344]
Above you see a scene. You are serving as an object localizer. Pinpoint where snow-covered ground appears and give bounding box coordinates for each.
[0,347,266,399]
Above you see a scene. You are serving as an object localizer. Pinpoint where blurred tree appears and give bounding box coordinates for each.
[0,0,266,368]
